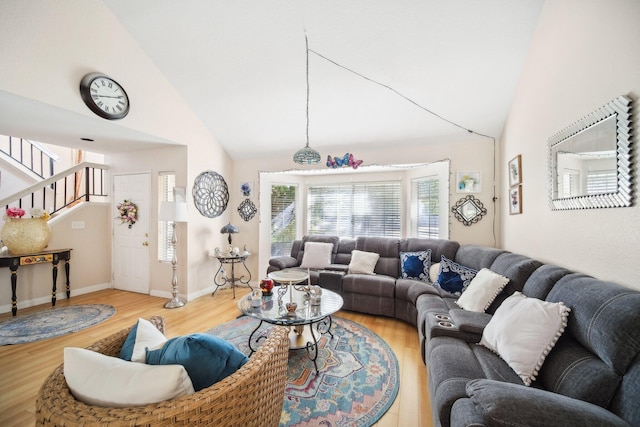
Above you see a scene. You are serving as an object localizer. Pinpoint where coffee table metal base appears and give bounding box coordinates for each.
[248,316,334,374]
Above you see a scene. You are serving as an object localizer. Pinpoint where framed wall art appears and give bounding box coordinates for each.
[508,155,522,187]
[456,171,481,193]
[509,185,522,215]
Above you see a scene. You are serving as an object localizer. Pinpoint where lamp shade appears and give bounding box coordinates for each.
[159,201,188,223]
[220,223,238,234]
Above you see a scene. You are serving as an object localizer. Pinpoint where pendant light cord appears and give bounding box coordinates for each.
[305,32,310,148]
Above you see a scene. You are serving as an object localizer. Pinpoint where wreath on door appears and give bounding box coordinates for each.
[116,199,138,229]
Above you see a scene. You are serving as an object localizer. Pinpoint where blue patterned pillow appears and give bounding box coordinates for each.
[400,250,432,282]
[436,255,477,295]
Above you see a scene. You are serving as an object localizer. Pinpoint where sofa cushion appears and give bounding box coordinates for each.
[119,318,167,362]
[400,249,431,281]
[435,256,477,295]
[300,241,333,269]
[342,273,396,298]
[486,253,543,313]
[355,236,400,277]
[146,333,249,391]
[64,347,194,408]
[455,268,508,312]
[466,379,630,427]
[479,292,570,386]
[546,274,640,375]
[538,334,620,409]
[348,250,380,274]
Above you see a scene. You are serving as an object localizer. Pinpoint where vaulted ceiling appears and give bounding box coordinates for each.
[102,0,543,159]
[0,1,544,159]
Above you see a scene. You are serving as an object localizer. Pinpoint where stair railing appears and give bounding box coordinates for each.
[0,162,109,215]
[0,136,60,180]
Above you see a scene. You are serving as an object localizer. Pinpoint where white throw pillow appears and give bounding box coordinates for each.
[130,318,167,362]
[300,242,334,269]
[348,250,380,275]
[64,347,195,407]
[480,292,570,386]
[429,262,440,283]
[455,268,509,312]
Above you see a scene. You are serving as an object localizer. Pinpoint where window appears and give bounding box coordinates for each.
[158,172,176,262]
[414,176,439,238]
[587,170,617,194]
[271,184,297,256]
[561,169,580,198]
[307,182,401,238]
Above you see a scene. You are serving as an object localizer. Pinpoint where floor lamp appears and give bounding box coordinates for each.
[159,200,188,308]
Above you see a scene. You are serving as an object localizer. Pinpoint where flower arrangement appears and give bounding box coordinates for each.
[5,207,25,219]
[29,208,51,220]
[4,207,50,221]
[116,199,138,229]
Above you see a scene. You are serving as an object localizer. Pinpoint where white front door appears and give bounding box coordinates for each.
[113,173,150,294]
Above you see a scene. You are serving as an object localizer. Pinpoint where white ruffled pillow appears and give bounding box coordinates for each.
[479,291,571,386]
[300,242,333,269]
[456,268,509,312]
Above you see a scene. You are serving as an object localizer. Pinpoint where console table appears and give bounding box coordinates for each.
[211,252,252,299]
[0,248,72,316]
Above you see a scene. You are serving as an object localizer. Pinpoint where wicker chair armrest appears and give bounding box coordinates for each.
[36,325,290,427]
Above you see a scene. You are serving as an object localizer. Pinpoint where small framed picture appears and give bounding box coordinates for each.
[509,185,522,215]
[240,182,253,197]
[456,171,482,193]
[509,155,522,187]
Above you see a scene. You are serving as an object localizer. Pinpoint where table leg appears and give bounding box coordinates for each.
[248,320,267,356]
[52,259,59,307]
[306,323,320,374]
[230,261,236,299]
[212,262,227,296]
[10,266,18,316]
[65,260,71,298]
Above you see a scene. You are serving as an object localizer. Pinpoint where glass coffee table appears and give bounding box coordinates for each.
[237,286,343,373]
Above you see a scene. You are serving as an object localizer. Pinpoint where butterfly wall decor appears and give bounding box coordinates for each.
[326,153,364,170]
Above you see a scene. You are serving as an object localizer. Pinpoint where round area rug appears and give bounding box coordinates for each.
[207,316,399,427]
[0,304,116,345]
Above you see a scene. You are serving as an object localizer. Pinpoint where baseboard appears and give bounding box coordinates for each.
[0,282,111,315]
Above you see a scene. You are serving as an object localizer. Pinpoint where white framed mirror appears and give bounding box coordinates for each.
[548,95,633,210]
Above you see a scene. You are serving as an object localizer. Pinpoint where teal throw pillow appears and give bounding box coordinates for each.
[400,250,432,281]
[436,255,477,295]
[146,333,249,391]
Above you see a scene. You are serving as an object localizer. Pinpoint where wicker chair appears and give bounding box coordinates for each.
[35,317,290,426]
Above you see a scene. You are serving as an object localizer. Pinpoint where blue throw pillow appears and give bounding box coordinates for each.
[436,255,477,295]
[400,250,432,281]
[146,333,249,391]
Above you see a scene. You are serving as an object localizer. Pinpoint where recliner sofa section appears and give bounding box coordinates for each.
[267,235,640,426]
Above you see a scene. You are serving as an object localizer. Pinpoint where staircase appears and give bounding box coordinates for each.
[0,136,109,218]
[0,135,59,180]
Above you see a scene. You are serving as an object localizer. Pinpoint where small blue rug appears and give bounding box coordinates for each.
[0,304,116,345]
[207,316,399,427]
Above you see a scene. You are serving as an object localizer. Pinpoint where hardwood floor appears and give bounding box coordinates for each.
[0,288,433,427]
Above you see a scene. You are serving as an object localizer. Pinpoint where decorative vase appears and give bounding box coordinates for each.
[1,218,51,255]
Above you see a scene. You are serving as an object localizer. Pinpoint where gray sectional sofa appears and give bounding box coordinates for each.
[268,235,640,427]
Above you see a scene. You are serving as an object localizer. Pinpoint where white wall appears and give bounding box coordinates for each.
[501,0,640,288]
[0,0,233,310]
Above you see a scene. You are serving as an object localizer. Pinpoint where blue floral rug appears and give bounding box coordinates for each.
[0,304,116,345]
[207,316,399,427]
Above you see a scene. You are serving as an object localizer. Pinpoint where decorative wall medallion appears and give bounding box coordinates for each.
[238,199,257,222]
[451,195,487,226]
[192,171,229,218]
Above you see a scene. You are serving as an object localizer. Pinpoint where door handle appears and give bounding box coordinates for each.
[142,241,149,246]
